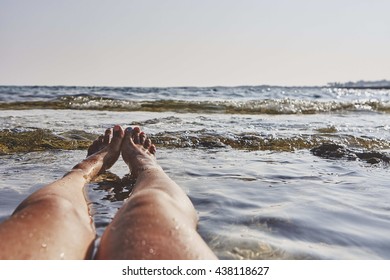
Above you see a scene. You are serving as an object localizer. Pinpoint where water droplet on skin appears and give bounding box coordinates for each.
[141,240,146,246]
[149,248,155,254]
[41,243,47,248]
[60,252,65,259]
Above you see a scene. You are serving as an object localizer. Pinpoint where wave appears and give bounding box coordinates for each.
[1,129,389,164]
[1,96,390,114]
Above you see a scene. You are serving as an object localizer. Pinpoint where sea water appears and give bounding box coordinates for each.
[0,85,389,259]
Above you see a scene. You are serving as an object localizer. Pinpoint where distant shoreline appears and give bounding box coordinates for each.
[327,80,390,89]
[329,86,390,90]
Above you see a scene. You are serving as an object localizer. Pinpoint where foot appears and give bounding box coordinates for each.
[87,127,113,156]
[121,127,160,178]
[72,125,124,181]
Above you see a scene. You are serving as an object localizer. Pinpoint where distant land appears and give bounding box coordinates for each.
[328,79,390,89]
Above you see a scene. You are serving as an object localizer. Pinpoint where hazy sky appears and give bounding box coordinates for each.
[1,0,389,87]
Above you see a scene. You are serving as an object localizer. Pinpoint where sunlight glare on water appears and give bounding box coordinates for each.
[1,85,390,259]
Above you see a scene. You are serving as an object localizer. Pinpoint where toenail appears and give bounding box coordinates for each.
[113,126,121,136]
[126,127,133,133]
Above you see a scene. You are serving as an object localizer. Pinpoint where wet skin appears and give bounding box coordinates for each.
[0,125,216,260]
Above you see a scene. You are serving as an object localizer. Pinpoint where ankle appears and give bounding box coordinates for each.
[65,168,90,181]
[132,165,163,177]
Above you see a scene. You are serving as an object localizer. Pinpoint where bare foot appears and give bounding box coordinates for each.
[121,127,160,178]
[72,125,124,181]
[87,127,113,156]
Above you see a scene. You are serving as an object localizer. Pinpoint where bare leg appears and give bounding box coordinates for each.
[96,127,217,260]
[0,126,124,259]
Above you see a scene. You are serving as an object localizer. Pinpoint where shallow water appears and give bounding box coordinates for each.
[1,85,390,259]
[2,146,390,259]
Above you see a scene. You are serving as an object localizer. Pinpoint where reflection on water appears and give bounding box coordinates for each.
[1,144,390,259]
[92,172,135,202]
[1,85,390,259]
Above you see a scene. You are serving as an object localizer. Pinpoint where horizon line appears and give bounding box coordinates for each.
[2,79,389,89]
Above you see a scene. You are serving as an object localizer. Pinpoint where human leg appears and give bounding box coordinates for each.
[96,127,217,260]
[0,125,124,259]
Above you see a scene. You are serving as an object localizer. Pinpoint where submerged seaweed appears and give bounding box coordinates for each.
[0,129,94,154]
[311,143,390,164]
[2,128,389,160]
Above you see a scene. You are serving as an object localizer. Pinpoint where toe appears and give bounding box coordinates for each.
[87,136,104,156]
[98,135,105,149]
[124,127,133,137]
[103,128,112,145]
[132,127,141,144]
[149,144,156,155]
[143,138,151,149]
[110,125,124,150]
[124,127,136,147]
[113,125,124,138]
[87,140,98,156]
[139,132,146,145]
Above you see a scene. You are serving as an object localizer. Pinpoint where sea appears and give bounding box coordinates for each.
[0,85,389,259]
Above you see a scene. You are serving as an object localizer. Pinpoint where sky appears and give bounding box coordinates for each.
[0,0,389,87]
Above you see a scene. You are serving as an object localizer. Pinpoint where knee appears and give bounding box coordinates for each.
[14,194,79,220]
[129,189,198,226]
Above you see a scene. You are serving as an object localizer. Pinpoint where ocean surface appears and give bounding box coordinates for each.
[0,85,389,259]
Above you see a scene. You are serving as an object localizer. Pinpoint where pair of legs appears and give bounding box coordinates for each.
[0,126,216,259]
